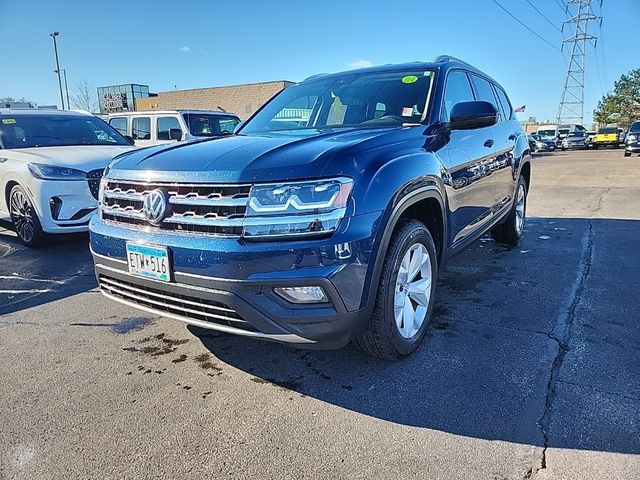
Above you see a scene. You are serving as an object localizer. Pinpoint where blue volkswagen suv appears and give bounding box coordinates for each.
[90,56,531,359]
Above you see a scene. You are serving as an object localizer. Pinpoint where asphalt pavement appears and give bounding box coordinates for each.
[0,148,639,480]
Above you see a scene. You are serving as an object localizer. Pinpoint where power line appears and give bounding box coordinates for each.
[554,0,568,12]
[491,0,562,52]
[525,0,563,32]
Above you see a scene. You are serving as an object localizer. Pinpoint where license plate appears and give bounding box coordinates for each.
[126,243,171,282]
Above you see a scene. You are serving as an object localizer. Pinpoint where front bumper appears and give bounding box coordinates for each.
[90,211,382,348]
[625,143,640,154]
[26,177,98,233]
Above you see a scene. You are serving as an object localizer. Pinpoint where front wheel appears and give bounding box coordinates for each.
[354,220,438,359]
[9,185,47,247]
[491,176,527,245]
[624,151,632,157]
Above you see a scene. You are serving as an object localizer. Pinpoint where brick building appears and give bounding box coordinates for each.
[133,80,293,120]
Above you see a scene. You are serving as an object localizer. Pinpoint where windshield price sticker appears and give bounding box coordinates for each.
[2,119,16,124]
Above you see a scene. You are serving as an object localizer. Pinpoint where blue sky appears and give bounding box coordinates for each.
[1,0,637,125]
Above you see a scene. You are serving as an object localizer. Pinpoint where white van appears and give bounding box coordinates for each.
[107,110,240,147]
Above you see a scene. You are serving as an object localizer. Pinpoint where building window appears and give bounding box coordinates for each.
[157,116,182,140]
[132,117,151,140]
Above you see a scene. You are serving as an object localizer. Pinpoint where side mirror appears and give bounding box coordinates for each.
[233,121,245,134]
[169,128,183,141]
[124,135,135,145]
[449,101,498,130]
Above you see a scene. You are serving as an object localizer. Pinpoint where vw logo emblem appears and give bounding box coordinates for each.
[142,189,168,226]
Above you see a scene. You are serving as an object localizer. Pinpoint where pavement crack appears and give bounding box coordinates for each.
[594,188,611,215]
[531,221,594,478]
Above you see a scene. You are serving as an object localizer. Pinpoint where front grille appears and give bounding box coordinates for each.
[99,274,258,332]
[87,169,104,200]
[101,180,251,236]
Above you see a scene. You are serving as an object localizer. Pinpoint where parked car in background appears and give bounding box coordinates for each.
[624,121,640,157]
[537,125,557,142]
[618,128,626,145]
[561,131,588,150]
[556,124,586,148]
[533,134,556,152]
[107,110,240,147]
[0,109,134,246]
[527,134,537,153]
[585,130,596,148]
[593,127,620,149]
[90,56,531,359]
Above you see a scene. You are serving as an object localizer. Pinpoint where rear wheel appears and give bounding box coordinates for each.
[9,185,47,247]
[491,176,527,246]
[354,220,437,359]
[624,151,632,157]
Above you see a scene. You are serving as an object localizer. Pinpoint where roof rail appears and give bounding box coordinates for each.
[433,55,473,67]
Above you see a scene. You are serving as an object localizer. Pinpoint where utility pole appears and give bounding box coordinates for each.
[49,31,65,109]
[556,0,600,126]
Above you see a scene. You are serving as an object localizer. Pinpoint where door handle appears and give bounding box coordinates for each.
[508,134,517,141]
[484,139,494,148]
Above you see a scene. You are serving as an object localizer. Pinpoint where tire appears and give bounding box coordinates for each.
[593,144,599,150]
[8,184,47,247]
[491,176,527,246]
[624,151,631,157]
[354,220,438,359]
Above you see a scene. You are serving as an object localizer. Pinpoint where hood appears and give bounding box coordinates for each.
[109,127,415,183]
[10,145,134,172]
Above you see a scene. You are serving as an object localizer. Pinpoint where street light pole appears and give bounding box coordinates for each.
[62,69,70,110]
[49,31,65,109]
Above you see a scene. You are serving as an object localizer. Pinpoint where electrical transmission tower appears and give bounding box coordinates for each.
[556,0,601,126]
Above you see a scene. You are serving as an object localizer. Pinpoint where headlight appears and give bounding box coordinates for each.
[243,177,353,239]
[628,134,637,142]
[536,142,544,148]
[28,163,87,181]
[98,176,108,207]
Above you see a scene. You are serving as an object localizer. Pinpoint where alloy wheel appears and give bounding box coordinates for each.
[394,243,432,339]
[10,189,35,243]
[515,183,526,235]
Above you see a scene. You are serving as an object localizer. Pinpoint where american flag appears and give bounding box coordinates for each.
[515,105,526,113]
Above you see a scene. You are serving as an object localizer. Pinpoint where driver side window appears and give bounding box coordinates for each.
[442,71,475,122]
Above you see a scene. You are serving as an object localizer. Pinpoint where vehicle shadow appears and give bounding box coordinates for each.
[190,217,640,455]
[0,220,96,315]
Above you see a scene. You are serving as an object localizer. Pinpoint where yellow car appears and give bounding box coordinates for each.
[593,127,620,149]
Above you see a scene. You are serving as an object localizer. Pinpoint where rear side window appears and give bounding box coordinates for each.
[132,117,151,140]
[442,71,475,122]
[494,86,513,121]
[109,117,128,136]
[470,75,499,113]
[157,116,182,140]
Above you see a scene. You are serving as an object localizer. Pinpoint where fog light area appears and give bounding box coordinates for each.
[274,286,328,304]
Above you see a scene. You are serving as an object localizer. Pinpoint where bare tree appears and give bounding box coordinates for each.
[70,79,99,113]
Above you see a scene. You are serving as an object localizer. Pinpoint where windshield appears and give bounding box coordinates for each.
[181,113,239,137]
[538,129,556,137]
[0,114,130,149]
[598,127,617,134]
[568,132,585,138]
[241,69,435,134]
[629,121,640,132]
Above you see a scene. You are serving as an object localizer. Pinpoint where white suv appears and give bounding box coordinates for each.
[107,110,240,147]
[0,109,135,247]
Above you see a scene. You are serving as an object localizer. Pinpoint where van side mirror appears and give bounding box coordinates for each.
[449,101,498,130]
[233,121,245,134]
[169,128,183,141]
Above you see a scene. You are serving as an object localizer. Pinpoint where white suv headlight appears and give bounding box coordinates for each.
[627,134,637,142]
[243,177,353,239]
[28,163,87,181]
